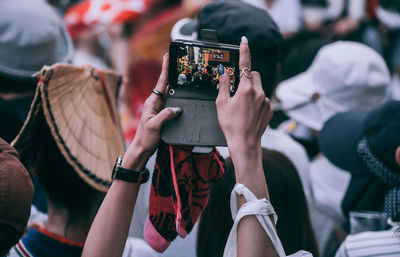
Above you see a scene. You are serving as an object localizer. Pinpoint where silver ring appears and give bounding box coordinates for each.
[152,89,165,98]
[240,68,252,79]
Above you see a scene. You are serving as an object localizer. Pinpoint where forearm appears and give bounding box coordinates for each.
[229,142,269,203]
[82,148,148,257]
[229,143,278,257]
[82,181,139,257]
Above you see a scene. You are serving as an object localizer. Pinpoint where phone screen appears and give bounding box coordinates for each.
[171,43,239,93]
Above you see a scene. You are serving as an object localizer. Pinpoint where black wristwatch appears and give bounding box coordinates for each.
[111,156,150,184]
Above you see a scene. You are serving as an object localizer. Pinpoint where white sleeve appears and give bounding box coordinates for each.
[348,0,366,19]
[282,0,302,33]
[303,0,345,23]
[303,6,326,23]
[335,241,350,257]
[377,6,400,29]
[223,183,313,257]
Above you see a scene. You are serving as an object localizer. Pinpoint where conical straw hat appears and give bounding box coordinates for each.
[12,64,125,192]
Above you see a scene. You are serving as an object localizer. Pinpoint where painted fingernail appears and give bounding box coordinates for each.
[218,64,224,76]
[241,36,248,44]
[164,52,169,59]
[172,107,182,114]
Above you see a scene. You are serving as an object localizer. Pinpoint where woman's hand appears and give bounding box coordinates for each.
[216,37,277,257]
[122,53,181,170]
[216,36,273,157]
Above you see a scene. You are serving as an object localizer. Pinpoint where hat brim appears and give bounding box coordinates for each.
[171,18,198,41]
[0,23,73,81]
[319,111,368,175]
[276,72,326,130]
[12,64,124,192]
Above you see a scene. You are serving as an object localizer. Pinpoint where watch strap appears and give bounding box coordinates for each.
[115,166,150,184]
[112,156,150,184]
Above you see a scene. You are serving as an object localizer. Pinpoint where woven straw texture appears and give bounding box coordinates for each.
[12,64,124,192]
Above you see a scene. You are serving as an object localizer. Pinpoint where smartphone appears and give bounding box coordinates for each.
[168,40,240,96]
[161,40,240,147]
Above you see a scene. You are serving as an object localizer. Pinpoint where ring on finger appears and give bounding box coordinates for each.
[240,68,252,79]
[152,89,165,98]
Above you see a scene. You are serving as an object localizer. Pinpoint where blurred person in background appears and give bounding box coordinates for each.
[197,148,319,257]
[0,0,73,142]
[8,64,155,257]
[374,1,400,100]
[0,0,74,222]
[0,139,34,257]
[318,101,400,257]
[302,0,340,31]
[240,0,303,38]
[302,0,366,37]
[10,116,106,257]
[64,0,146,76]
[275,41,390,255]
[276,41,389,158]
[329,0,368,39]
[70,28,111,70]
[300,0,392,55]
[270,38,328,131]
[63,0,211,141]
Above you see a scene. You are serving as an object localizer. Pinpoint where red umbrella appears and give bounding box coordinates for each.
[64,0,152,38]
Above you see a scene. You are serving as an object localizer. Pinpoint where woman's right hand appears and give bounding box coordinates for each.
[216,37,277,257]
[216,36,273,158]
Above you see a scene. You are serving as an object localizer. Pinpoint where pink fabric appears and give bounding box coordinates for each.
[144,216,170,253]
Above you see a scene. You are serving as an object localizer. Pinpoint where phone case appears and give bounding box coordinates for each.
[161,40,239,147]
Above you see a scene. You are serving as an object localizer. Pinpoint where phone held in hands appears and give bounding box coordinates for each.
[169,40,239,95]
[161,39,240,148]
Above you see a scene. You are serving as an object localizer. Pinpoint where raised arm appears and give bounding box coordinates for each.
[82,54,181,257]
[216,36,278,257]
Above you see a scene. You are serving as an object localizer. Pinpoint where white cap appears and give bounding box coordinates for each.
[171,18,197,41]
[276,41,390,131]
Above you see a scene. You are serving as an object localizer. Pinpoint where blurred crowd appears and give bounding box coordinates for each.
[1,0,400,257]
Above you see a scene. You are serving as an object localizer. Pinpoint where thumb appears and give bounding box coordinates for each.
[150,107,182,130]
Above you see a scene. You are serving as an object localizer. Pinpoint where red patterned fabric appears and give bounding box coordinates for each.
[144,143,225,252]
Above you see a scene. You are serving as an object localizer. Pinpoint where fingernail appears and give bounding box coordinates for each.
[241,36,248,45]
[164,52,169,59]
[218,64,224,76]
[172,107,182,114]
